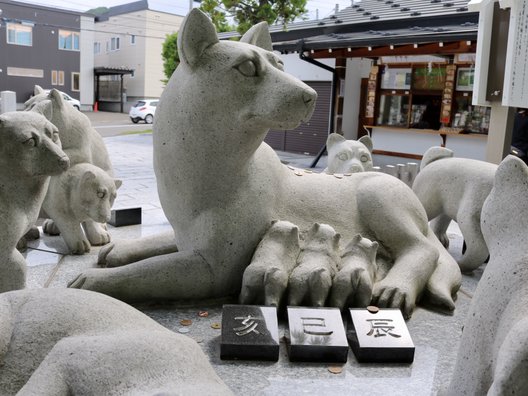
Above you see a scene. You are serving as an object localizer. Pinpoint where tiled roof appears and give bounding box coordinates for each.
[266,0,478,52]
[270,0,473,34]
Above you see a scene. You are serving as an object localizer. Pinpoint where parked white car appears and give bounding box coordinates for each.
[34,90,81,110]
[129,99,158,124]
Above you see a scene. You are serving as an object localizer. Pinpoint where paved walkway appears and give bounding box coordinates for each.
[24,132,477,395]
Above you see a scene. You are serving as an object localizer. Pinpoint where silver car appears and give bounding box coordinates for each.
[129,99,158,124]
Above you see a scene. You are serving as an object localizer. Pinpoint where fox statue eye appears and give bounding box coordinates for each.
[25,137,36,147]
[235,60,258,77]
[97,190,106,199]
[361,154,369,162]
[338,153,348,161]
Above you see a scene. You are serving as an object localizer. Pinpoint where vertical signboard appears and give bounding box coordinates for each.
[502,0,528,107]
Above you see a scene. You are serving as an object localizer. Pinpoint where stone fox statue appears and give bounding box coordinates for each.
[0,112,69,292]
[70,9,460,319]
[0,289,232,395]
[447,156,528,395]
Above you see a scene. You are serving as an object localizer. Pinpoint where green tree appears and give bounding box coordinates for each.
[161,32,179,82]
[199,0,307,34]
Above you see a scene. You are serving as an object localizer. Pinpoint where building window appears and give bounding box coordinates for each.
[59,30,80,51]
[7,67,43,78]
[106,41,109,52]
[7,23,33,46]
[94,42,101,54]
[72,72,80,91]
[130,34,136,45]
[110,37,120,51]
[58,71,64,86]
[51,70,58,85]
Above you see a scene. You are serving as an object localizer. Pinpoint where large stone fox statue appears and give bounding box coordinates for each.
[70,9,460,318]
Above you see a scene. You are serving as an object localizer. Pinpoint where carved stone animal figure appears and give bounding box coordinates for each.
[0,288,232,395]
[0,112,69,292]
[412,146,496,273]
[27,88,115,247]
[70,9,460,319]
[288,223,341,307]
[447,156,528,395]
[42,163,122,254]
[325,133,374,174]
[239,220,301,306]
[329,234,378,309]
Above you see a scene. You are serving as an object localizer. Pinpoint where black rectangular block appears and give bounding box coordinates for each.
[348,308,415,363]
[220,305,279,361]
[108,207,142,227]
[287,306,348,363]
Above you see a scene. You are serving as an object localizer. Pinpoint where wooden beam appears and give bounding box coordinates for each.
[309,41,476,59]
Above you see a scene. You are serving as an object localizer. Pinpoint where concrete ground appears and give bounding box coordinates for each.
[23,113,479,395]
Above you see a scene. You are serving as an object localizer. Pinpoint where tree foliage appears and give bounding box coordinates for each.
[161,32,179,82]
[199,0,307,34]
[162,1,307,80]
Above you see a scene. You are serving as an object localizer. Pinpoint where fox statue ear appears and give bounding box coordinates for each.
[49,89,65,109]
[34,85,45,95]
[240,22,273,51]
[326,133,346,149]
[178,8,219,67]
[358,135,373,153]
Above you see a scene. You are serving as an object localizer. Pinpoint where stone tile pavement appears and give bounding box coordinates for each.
[24,132,479,395]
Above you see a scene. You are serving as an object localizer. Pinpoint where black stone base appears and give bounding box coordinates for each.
[287,306,348,363]
[108,207,142,227]
[348,308,415,363]
[220,305,280,361]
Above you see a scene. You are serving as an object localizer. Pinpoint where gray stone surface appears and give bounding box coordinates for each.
[325,133,374,174]
[447,155,528,395]
[412,146,496,273]
[42,163,121,254]
[0,288,233,395]
[70,10,460,320]
[0,112,69,292]
[28,87,117,252]
[22,129,477,395]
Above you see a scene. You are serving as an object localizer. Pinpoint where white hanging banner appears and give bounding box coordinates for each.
[502,0,528,107]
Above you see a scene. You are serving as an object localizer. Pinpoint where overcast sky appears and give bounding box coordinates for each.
[9,0,355,20]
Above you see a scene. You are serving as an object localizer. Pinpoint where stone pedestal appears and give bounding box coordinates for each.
[348,308,414,363]
[220,305,279,361]
[287,306,348,363]
[0,91,16,114]
[109,208,142,227]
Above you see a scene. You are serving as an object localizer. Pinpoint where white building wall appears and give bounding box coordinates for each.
[94,9,183,100]
[144,10,183,98]
[342,58,372,140]
[279,53,334,81]
[80,16,95,109]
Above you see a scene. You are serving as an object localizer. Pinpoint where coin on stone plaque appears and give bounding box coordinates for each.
[178,327,190,334]
[211,322,221,329]
[333,173,344,179]
[344,173,353,177]
[328,365,343,374]
[367,305,380,314]
[180,319,192,326]
[304,169,313,174]
[294,170,303,176]
[198,311,209,317]
[287,165,295,170]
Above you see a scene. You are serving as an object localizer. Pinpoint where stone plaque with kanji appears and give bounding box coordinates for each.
[348,308,414,363]
[287,306,348,363]
[220,305,279,361]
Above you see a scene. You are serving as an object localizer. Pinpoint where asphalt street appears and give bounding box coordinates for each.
[84,110,152,137]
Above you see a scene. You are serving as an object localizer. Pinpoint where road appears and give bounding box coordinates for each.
[83,111,153,137]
